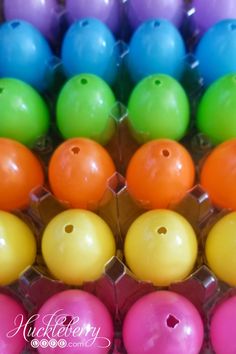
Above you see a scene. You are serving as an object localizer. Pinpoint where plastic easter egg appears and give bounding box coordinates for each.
[4,0,59,42]
[210,296,236,354]
[42,210,116,284]
[0,211,36,286]
[192,0,236,34]
[127,0,184,30]
[65,0,120,34]
[56,74,116,145]
[128,74,190,143]
[124,210,198,286]
[197,74,236,144]
[200,139,236,210]
[0,78,50,147]
[48,138,115,210]
[0,293,27,354]
[126,139,195,209]
[123,291,204,354]
[127,19,186,83]
[0,20,53,90]
[195,19,236,86]
[205,212,236,286]
[61,18,118,85]
[34,290,114,354]
[0,138,44,211]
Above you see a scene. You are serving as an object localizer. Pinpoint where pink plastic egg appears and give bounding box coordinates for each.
[210,295,236,354]
[123,291,204,354]
[33,289,114,354]
[0,293,27,354]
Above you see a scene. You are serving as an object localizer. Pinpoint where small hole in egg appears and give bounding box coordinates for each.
[166,315,179,328]
[64,225,74,233]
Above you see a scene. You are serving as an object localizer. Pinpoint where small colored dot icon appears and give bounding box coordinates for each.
[31,339,39,348]
[58,339,67,348]
[49,339,58,348]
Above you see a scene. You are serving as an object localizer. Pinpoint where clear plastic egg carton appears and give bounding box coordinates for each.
[0,1,234,353]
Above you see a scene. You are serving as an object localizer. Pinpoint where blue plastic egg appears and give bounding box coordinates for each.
[61,18,118,85]
[195,19,236,86]
[0,20,53,91]
[126,19,186,83]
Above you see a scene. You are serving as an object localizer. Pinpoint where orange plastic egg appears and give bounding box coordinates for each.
[49,138,116,209]
[200,139,236,210]
[0,138,44,211]
[126,139,195,209]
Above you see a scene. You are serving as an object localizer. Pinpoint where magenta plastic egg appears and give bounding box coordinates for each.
[3,0,59,42]
[123,291,204,354]
[210,296,236,354]
[0,293,27,354]
[33,289,114,354]
[65,0,120,34]
[127,0,184,30]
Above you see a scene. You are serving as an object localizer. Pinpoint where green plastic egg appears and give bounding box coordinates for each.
[56,74,116,145]
[127,74,190,143]
[0,78,50,147]
[197,74,236,144]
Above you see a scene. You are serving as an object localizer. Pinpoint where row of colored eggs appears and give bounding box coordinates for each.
[0,286,232,354]
[2,12,236,90]
[3,0,236,36]
[0,17,184,88]
[2,134,236,212]
[12,286,236,354]
[1,71,236,150]
[0,289,206,354]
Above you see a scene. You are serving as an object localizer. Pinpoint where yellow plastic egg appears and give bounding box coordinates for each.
[205,212,236,286]
[0,211,36,285]
[124,209,198,286]
[42,209,116,285]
